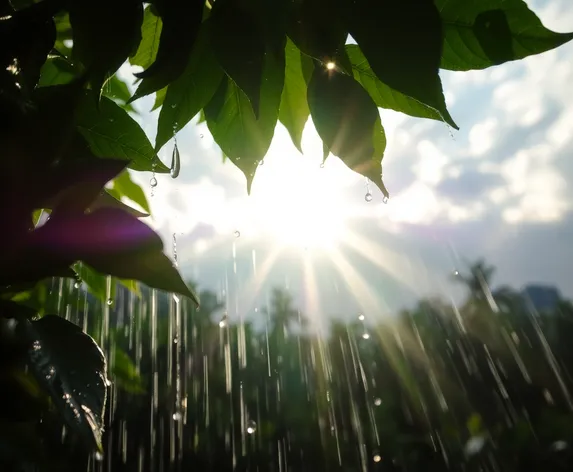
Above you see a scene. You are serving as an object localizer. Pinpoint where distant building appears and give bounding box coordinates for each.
[521,284,561,314]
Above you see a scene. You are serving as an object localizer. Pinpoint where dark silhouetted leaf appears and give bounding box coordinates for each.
[156,25,223,151]
[287,0,350,72]
[111,170,151,213]
[436,0,573,70]
[308,67,388,197]
[39,158,128,217]
[22,315,108,453]
[345,0,448,115]
[205,49,285,193]
[210,1,265,117]
[129,6,162,71]
[130,0,204,101]
[278,39,312,153]
[74,91,168,172]
[89,191,149,218]
[346,45,458,129]
[69,0,143,93]
[29,208,198,304]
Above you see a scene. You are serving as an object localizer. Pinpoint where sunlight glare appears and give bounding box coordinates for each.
[248,132,353,250]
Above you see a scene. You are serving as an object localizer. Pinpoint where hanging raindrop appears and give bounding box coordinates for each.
[170,142,181,179]
[320,163,325,169]
[365,192,373,202]
[259,160,264,166]
[106,298,113,306]
[246,420,257,434]
[234,230,240,238]
[358,314,365,321]
[362,333,370,340]
[382,195,389,204]
[150,176,158,188]
[374,398,382,406]
[373,453,382,463]
[172,411,182,421]
[199,133,204,138]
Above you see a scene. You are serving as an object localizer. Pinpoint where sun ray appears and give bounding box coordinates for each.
[237,245,283,313]
[328,248,386,319]
[342,230,426,296]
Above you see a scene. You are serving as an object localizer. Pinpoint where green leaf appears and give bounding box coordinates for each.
[152,87,167,111]
[278,39,312,153]
[308,67,388,197]
[118,278,141,297]
[74,91,168,172]
[69,0,143,93]
[344,0,448,115]
[205,48,285,193]
[155,26,223,151]
[38,56,78,87]
[130,0,205,101]
[111,170,151,214]
[436,0,573,70]
[21,315,108,453]
[346,45,458,129]
[102,75,135,113]
[75,263,115,303]
[467,413,483,436]
[129,6,162,70]
[111,348,145,394]
[210,1,266,117]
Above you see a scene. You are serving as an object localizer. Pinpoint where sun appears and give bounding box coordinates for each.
[245,128,354,251]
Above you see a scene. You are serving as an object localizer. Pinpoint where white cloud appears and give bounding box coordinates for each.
[468,117,498,156]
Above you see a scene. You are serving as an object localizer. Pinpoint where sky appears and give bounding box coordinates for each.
[118,0,573,327]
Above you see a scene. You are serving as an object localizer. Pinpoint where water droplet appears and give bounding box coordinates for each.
[219,319,227,328]
[173,337,178,344]
[199,133,204,138]
[246,420,257,434]
[106,298,113,306]
[465,436,486,456]
[374,398,382,406]
[171,104,177,109]
[453,270,460,276]
[170,143,181,179]
[172,412,182,421]
[32,340,41,351]
[365,192,373,202]
[259,160,264,166]
[362,333,370,340]
[150,176,158,188]
[358,314,365,321]
[551,440,568,451]
[94,451,104,462]
[234,230,240,238]
[373,453,382,463]
[382,195,389,204]
[320,163,325,169]
[326,61,336,70]
[74,281,80,289]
